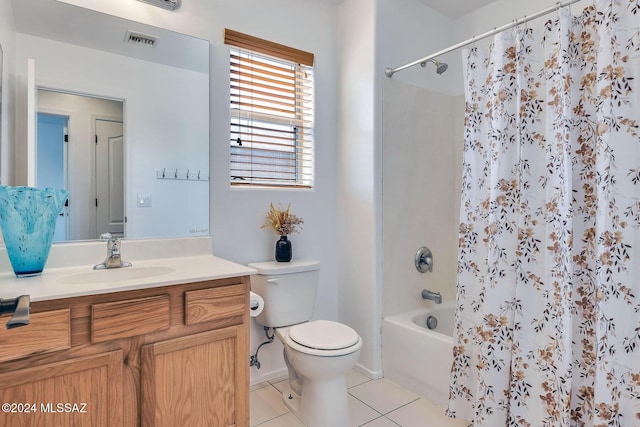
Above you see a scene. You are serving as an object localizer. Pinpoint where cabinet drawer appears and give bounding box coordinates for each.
[185,284,245,326]
[91,295,170,343]
[0,309,70,362]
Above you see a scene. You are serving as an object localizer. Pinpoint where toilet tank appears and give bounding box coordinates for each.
[248,259,320,328]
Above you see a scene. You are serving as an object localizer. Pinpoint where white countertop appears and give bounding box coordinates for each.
[0,255,256,302]
[0,236,256,302]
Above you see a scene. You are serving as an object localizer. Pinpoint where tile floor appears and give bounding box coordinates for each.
[250,370,471,427]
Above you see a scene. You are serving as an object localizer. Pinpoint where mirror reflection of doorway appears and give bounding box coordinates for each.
[36,113,69,242]
[95,119,124,238]
[36,89,124,241]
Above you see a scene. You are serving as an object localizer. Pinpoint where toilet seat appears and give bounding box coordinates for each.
[284,320,363,357]
[290,320,360,350]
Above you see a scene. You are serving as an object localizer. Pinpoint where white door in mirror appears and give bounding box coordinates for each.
[95,119,125,237]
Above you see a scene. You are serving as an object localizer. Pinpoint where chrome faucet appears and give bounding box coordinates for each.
[93,233,132,270]
[0,295,31,329]
[421,289,442,304]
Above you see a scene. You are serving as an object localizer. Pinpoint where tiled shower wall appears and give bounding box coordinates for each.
[382,78,465,317]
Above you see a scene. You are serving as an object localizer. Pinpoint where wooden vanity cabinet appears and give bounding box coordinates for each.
[0,276,250,427]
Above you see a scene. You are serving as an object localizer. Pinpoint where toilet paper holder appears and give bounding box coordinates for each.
[249,291,264,317]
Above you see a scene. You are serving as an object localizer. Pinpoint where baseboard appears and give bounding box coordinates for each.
[354,363,383,380]
[250,367,288,386]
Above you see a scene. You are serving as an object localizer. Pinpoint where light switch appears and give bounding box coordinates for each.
[137,194,152,207]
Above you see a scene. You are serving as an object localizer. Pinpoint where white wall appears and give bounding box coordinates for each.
[377,0,456,94]
[333,0,461,378]
[375,0,462,333]
[204,0,338,385]
[13,33,209,239]
[381,79,461,315]
[335,0,459,379]
[454,0,580,40]
[336,0,382,378]
[17,0,340,385]
[209,0,339,384]
[0,0,15,185]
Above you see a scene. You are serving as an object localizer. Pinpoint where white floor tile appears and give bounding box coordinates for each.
[271,378,289,394]
[347,369,372,389]
[349,379,419,415]
[361,417,401,427]
[250,385,290,427]
[348,394,382,427]
[269,374,289,384]
[249,371,467,427]
[255,412,306,427]
[386,398,470,427]
[251,381,272,392]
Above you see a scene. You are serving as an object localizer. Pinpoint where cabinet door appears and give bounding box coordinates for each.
[140,326,248,427]
[0,350,123,427]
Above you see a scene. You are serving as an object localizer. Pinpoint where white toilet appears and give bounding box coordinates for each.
[249,259,363,427]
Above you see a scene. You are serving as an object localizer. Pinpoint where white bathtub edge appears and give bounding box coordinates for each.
[382,305,455,408]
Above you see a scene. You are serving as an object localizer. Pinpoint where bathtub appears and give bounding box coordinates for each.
[382,303,455,408]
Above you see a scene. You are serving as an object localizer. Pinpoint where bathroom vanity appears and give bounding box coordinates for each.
[0,249,253,427]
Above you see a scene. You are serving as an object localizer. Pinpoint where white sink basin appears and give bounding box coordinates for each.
[57,266,175,285]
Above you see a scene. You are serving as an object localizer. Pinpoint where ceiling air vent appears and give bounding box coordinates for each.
[125,31,159,48]
[136,0,181,10]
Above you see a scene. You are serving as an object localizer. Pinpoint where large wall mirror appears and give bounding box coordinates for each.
[0,42,3,178]
[11,0,210,242]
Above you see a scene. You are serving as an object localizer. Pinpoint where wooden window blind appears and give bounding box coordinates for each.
[225,29,314,187]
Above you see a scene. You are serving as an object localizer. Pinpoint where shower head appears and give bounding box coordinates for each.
[420,58,448,75]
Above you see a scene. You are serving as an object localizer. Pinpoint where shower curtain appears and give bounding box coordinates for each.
[448,1,640,425]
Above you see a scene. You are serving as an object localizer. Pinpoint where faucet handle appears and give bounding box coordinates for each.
[415,246,433,273]
[2,295,31,329]
[99,232,114,241]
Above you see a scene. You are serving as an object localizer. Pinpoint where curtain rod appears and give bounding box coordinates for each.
[385,0,585,78]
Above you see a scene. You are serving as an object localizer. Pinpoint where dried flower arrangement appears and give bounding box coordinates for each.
[261,203,303,236]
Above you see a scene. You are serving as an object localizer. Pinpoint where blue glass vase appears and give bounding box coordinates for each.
[0,186,69,277]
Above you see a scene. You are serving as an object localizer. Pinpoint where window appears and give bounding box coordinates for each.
[224,29,314,188]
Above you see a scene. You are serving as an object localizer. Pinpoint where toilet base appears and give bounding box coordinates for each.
[280,383,301,417]
[280,379,350,427]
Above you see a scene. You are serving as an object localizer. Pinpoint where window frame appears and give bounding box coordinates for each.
[225,29,314,188]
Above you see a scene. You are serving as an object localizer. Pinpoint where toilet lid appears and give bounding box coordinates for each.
[288,320,360,350]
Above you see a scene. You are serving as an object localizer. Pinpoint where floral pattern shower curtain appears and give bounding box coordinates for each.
[448,1,640,425]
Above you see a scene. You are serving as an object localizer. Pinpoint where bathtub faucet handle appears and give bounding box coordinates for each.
[415,246,433,273]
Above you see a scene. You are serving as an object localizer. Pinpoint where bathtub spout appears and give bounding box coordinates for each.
[421,289,442,304]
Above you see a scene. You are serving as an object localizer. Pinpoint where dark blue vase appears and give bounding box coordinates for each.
[275,235,292,262]
[0,186,69,277]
